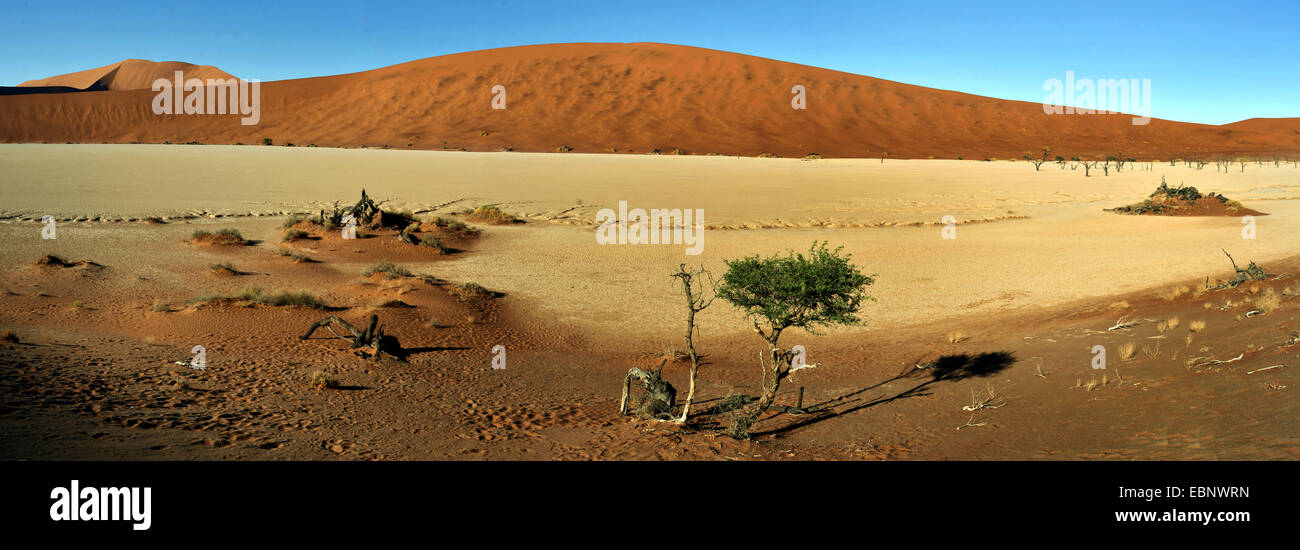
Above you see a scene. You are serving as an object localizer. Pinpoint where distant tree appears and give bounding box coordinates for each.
[1023,146,1051,171]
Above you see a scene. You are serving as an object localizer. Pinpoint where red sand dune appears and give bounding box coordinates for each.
[1222,117,1300,138]
[18,59,236,91]
[3,43,1299,159]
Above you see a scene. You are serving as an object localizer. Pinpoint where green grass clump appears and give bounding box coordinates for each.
[451,282,493,301]
[191,228,244,240]
[282,214,313,228]
[361,262,413,279]
[259,289,327,308]
[421,236,452,254]
[277,249,315,263]
[188,285,326,309]
[432,216,479,237]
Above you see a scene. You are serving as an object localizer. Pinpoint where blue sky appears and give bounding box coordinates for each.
[2,0,1295,124]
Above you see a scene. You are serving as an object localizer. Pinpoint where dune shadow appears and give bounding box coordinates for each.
[751,351,1017,438]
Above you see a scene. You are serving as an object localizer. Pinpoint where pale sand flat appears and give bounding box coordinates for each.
[2,145,1296,344]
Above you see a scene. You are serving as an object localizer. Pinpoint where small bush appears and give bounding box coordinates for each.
[282,229,309,242]
[262,138,273,146]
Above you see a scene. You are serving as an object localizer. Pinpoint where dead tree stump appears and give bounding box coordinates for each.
[618,360,677,420]
[319,189,383,228]
[300,313,405,361]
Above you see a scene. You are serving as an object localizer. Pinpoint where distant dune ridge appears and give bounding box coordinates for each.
[2,43,1298,159]
[17,59,237,91]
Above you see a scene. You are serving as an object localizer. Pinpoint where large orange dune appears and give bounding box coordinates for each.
[2,43,1298,159]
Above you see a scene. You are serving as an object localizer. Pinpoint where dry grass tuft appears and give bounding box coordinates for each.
[1254,288,1281,314]
[1157,285,1191,301]
[1189,320,1207,333]
[309,370,339,390]
[464,205,520,225]
[661,345,688,362]
[1141,340,1161,359]
[947,331,968,343]
[1118,341,1138,360]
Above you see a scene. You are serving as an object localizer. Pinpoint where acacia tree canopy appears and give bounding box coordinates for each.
[716,241,876,342]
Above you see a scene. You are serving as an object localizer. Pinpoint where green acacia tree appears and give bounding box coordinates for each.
[716,241,876,438]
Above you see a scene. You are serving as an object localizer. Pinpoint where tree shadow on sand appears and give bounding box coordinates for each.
[748,351,1017,438]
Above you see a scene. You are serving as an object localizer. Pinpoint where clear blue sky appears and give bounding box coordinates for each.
[2,0,1295,125]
